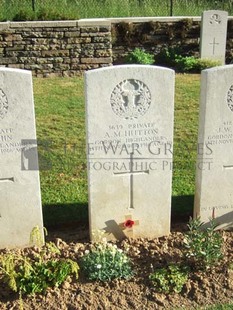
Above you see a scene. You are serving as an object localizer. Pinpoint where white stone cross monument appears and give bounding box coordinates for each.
[194,64,233,229]
[0,68,44,248]
[85,65,174,241]
[200,10,228,65]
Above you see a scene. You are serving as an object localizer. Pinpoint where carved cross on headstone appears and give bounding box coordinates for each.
[223,165,233,170]
[113,152,149,210]
[209,37,219,55]
[0,177,14,183]
[119,214,139,238]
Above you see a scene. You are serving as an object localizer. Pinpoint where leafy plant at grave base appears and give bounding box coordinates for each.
[80,238,133,282]
[175,55,199,72]
[0,228,79,296]
[195,58,222,71]
[149,264,189,294]
[154,47,221,72]
[125,48,154,65]
[174,56,221,73]
[183,217,223,270]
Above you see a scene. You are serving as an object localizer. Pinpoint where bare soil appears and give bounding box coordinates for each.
[0,220,232,310]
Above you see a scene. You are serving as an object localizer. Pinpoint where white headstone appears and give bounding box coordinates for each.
[85,65,174,241]
[200,10,228,65]
[194,64,233,229]
[0,68,44,248]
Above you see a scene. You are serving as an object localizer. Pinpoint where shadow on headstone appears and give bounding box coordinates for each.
[104,220,126,240]
[201,210,233,230]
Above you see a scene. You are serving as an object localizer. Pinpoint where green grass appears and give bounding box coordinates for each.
[172,74,200,218]
[33,74,200,225]
[34,77,87,225]
[0,0,232,21]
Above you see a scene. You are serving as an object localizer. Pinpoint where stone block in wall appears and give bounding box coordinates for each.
[30,38,50,45]
[36,58,51,64]
[25,44,48,51]
[81,32,110,37]
[3,34,22,41]
[70,47,81,56]
[80,27,99,33]
[63,57,71,64]
[41,50,70,57]
[0,57,17,64]
[42,31,64,39]
[81,49,95,57]
[63,70,83,77]
[74,64,99,70]
[18,57,37,64]
[53,64,70,70]
[70,57,80,64]
[92,36,111,43]
[65,31,80,38]
[0,41,13,47]
[95,49,112,57]
[41,64,54,70]
[22,31,44,38]
[24,64,41,70]
[9,64,24,69]
[81,57,112,64]
[93,43,111,49]
[67,37,91,44]
[6,45,25,52]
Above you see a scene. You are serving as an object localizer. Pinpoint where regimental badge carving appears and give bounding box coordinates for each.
[0,89,8,119]
[110,79,151,119]
[227,85,233,112]
[209,14,221,24]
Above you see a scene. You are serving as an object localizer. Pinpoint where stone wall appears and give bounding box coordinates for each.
[0,17,232,77]
[111,16,233,64]
[0,20,112,77]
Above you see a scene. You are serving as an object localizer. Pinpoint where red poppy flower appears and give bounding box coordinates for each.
[124,219,135,229]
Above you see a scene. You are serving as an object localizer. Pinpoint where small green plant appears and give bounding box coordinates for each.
[175,56,221,72]
[125,48,154,65]
[183,217,223,269]
[149,264,189,294]
[0,234,79,296]
[195,58,221,71]
[175,55,199,72]
[155,47,221,72]
[80,238,133,282]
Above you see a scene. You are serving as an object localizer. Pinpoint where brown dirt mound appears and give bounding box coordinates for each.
[0,223,232,310]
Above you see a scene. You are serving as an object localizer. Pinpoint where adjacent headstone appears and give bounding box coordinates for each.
[0,68,44,248]
[85,65,174,241]
[200,10,228,65]
[194,64,233,229]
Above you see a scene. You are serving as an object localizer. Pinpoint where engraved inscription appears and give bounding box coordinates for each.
[0,89,8,119]
[227,85,233,112]
[209,14,221,24]
[110,79,151,120]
